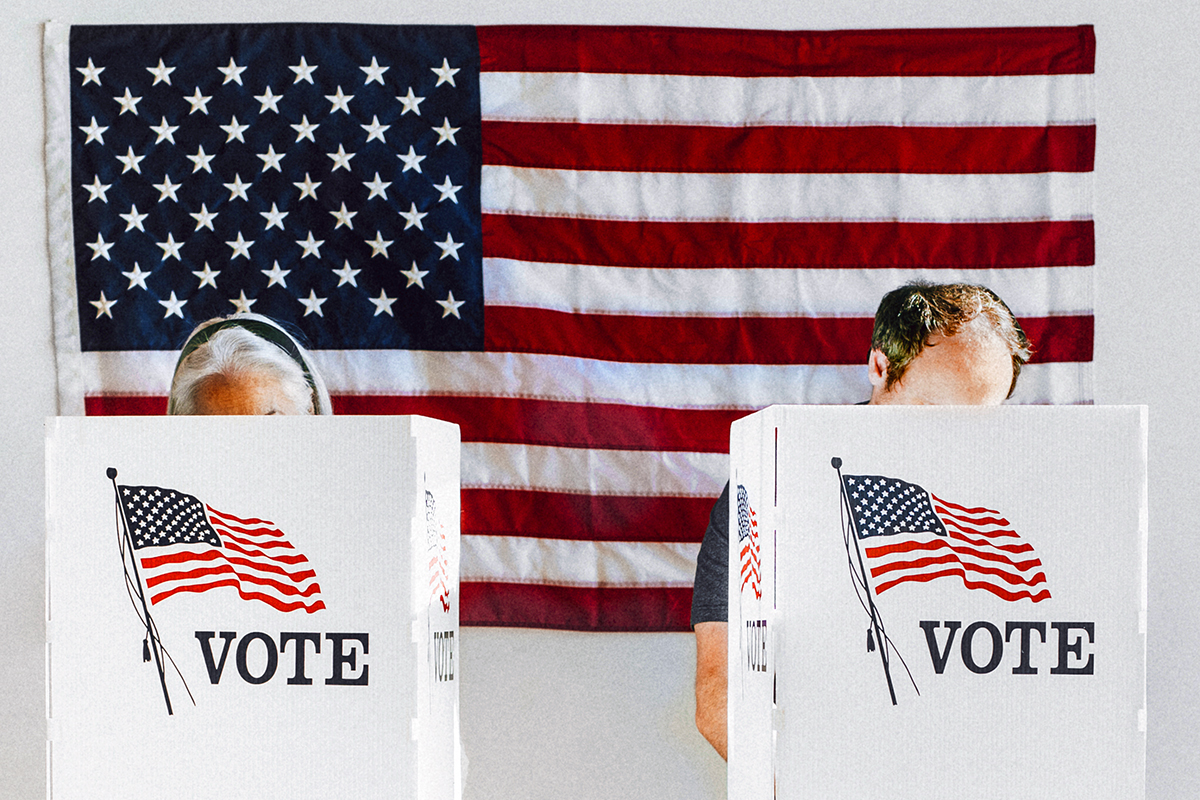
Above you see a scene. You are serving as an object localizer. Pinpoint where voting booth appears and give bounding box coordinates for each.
[728,406,1147,799]
[45,416,461,799]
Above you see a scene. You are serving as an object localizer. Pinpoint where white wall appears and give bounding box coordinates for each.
[4,1,1197,798]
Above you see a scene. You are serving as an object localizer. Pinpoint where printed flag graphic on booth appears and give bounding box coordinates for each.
[118,484,326,613]
[843,474,1050,603]
[46,23,1094,631]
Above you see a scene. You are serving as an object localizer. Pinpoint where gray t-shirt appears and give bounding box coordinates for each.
[689,481,730,627]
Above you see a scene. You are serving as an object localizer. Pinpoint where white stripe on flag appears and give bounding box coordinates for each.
[461,535,700,587]
[483,260,1096,317]
[462,442,726,496]
[480,72,1094,126]
[78,351,1088,408]
[481,167,1092,223]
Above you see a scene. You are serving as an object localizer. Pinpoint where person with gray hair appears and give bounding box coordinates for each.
[168,314,332,416]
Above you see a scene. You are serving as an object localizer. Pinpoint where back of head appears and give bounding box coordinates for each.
[871,282,1032,398]
[168,314,332,415]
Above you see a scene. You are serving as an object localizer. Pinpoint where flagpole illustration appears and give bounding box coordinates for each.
[109,468,174,715]
[832,458,897,706]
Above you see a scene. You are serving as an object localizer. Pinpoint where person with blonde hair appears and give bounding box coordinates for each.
[168,314,332,416]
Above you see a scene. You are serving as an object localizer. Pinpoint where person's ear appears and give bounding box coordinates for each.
[867,349,889,390]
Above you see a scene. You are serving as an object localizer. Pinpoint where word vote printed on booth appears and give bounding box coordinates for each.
[46,416,462,800]
[728,406,1146,800]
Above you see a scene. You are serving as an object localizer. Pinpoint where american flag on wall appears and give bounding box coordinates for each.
[46,23,1094,631]
[842,474,1050,603]
[118,484,326,613]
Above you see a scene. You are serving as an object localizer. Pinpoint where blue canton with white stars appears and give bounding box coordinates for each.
[118,485,222,549]
[843,475,947,540]
[70,24,482,352]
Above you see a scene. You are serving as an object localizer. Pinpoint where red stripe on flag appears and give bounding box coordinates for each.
[483,215,1096,269]
[485,308,1093,365]
[477,25,1095,77]
[84,395,166,415]
[462,489,714,543]
[485,307,872,364]
[149,578,327,612]
[461,581,693,631]
[1011,315,1094,364]
[873,567,1050,602]
[483,122,1096,174]
[334,395,747,452]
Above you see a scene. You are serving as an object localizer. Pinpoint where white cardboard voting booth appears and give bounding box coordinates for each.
[45,416,461,799]
[728,406,1147,799]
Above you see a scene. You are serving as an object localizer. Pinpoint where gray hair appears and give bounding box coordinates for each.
[168,315,332,415]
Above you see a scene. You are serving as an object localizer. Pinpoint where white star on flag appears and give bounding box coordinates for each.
[361,57,389,85]
[431,58,459,87]
[369,289,397,316]
[83,176,111,203]
[296,231,325,259]
[401,261,429,289]
[90,291,118,318]
[298,289,327,316]
[119,204,148,232]
[290,57,318,84]
[121,263,151,290]
[437,290,465,318]
[80,117,108,145]
[366,231,393,258]
[255,86,282,113]
[116,147,145,174]
[435,232,463,261]
[330,203,357,229]
[229,290,257,314]
[258,144,286,172]
[187,146,215,173]
[223,174,251,201]
[293,173,321,200]
[291,115,319,142]
[432,118,460,146]
[156,233,184,262]
[363,173,391,200]
[361,116,390,143]
[150,117,179,144]
[326,86,353,113]
[185,87,211,114]
[220,115,250,143]
[158,291,187,319]
[261,261,291,288]
[226,232,254,260]
[327,144,356,172]
[154,175,182,202]
[87,233,114,261]
[332,260,361,287]
[113,88,142,115]
[147,59,175,85]
[189,204,219,231]
[398,202,428,230]
[396,86,424,116]
[260,203,289,231]
[218,57,247,85]
[432,175,461,204]
[192,263,220,289]
[76,58,104,86]
[398,145,425,173]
